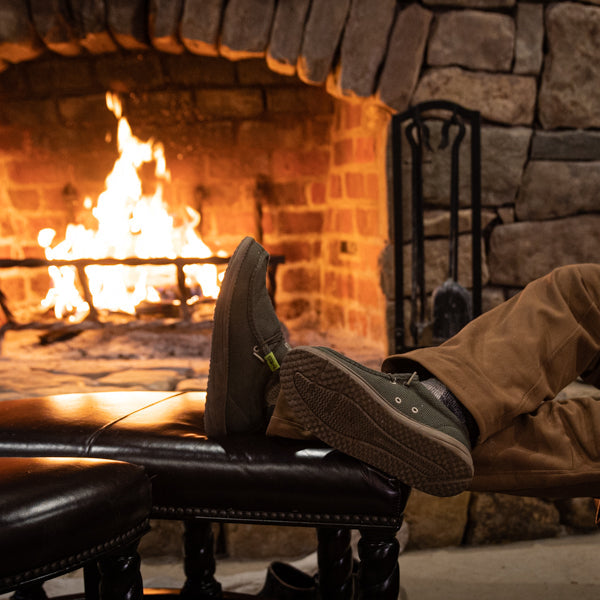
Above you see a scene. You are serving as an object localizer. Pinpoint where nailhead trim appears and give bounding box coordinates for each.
[0,519,150,591]
[151,505,401,527]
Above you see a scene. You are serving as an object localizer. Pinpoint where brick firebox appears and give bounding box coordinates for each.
[0,52,391,352]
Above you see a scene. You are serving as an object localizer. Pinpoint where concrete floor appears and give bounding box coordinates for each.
[7,531,600,599]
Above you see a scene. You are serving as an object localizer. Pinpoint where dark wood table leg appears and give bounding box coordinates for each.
[98,542,144,600]
[317,528,354,599]
[179,520,222,599]
[356,527,401,600]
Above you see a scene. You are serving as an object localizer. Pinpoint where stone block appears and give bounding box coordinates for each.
[219,0,275,61]
[297,0,351,85]
[397,121,531,214]
[514,3,544,75]
[328,0,396,100]
[180,0,223,56]
[375,3,432,112]
[405,490,470,550]
[413,67,537,125]
[555,498,597,532]
[149,0,185,54]
[30,0,81,57]
[427,10,514,72]
[488,215,600,287]
[0,0,44,62]
[69,0,118,54]
[106,0,150,50]
[465,493,561,545]
[423,0,514,5]
[517,161,600,221]
[531,130,600,162]
[539,2,600,128]
[266,0,311,76]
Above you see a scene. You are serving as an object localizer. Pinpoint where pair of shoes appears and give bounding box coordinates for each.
[205,237,289,436]
[205,237,473,496]
[258,562,317,599]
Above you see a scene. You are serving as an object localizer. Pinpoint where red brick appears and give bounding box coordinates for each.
[266,241,314,262]
[357,277,382,309]
[329,174,342,198]
[333,138,354,166]
[257,181,307,207]
[307,117,333,146]
[208,150,270,179]
[322,302,346,329]
[266,87,335,115]
[281,266,320,293]
[345,172,365,198]
[357,209,379,237]
[366,173,379,201]
[324,270,355,299]
[279,210,324,235]
[271,149,330,178]
[238,118,305,151]
[194,89,264,119]
[278,298,312,320]
[348,308,368,337]
[355,137,376,163]
[310,182,327,205]
[8,189,41,210]
[344,104,363,130]
[334,209,354,235]
[0,126,29,155]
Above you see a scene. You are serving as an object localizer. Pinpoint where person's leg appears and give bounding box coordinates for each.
[470,393,600,498]
[383,263,600,443]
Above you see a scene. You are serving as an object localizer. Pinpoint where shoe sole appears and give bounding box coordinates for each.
[205,237,255,436]
[281,347,473,496]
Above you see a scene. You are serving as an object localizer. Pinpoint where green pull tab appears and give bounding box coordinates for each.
[264,351,280,372]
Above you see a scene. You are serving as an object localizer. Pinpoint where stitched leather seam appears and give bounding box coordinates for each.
[0,520,149,590]
[151,505,403,527]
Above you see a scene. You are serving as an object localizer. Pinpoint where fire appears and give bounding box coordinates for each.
[39,92,223,322]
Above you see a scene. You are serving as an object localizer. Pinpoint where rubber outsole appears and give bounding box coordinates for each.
[281,347,473,497]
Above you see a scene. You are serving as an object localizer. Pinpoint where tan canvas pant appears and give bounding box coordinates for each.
[382,263,600,498]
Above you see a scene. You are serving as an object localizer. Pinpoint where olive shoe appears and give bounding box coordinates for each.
[205,237,290,436]
[280,346,473,496]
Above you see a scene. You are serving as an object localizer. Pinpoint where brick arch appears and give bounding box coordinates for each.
[0,0,431,112]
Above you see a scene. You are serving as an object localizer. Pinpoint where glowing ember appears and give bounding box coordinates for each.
[39,92,223,322]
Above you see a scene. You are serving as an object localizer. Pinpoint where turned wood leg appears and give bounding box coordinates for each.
[316,528,354,600]
[97,542,144,600]
[179,520,222,599]
[357,527,401,600]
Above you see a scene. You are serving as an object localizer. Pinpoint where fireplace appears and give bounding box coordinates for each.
[0,1,396,359]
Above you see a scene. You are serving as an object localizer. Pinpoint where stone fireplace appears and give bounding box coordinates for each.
[1,0,600,556]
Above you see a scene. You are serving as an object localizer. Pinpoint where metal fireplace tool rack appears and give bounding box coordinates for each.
[0,254,284,338]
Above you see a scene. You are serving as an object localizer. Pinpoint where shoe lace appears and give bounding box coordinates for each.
[385,371,418,387]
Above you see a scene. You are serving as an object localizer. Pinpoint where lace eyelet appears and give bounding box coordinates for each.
[411,406,419,414]
[394,397,402,404]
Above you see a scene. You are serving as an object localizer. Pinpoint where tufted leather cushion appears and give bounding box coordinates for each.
[0,457,151,590]
[0,391,407,528]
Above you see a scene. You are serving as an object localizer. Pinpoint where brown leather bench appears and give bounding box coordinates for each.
[0,390,408,599]
[0,456,151,599]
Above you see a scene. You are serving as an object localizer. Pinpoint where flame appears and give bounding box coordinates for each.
[39,92,222,322]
